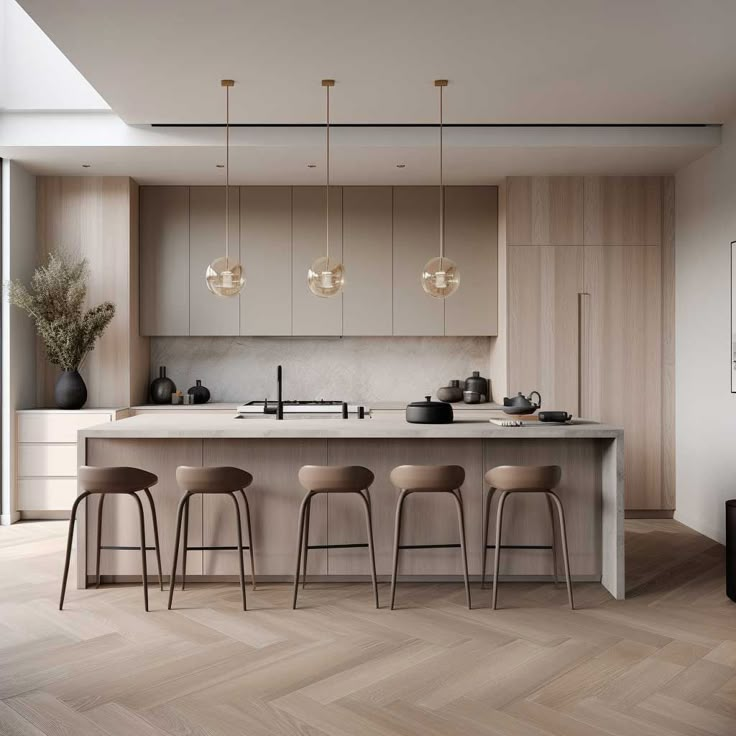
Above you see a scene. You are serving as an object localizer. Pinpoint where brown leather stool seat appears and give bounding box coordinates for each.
[293,465,378,609]
[60,466,162,612]
[168,466,256,611]
[388,464,470,610]
[482,465,574,610]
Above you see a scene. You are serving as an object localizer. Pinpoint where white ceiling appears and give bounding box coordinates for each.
[16,0,736,125]
[1,124,719,184]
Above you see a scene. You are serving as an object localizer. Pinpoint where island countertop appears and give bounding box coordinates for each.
[80,413,623,440]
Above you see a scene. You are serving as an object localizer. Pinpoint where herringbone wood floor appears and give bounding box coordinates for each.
[0,519,733,735]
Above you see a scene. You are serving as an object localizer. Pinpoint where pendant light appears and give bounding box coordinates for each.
[421,79,460,299]
[206,79,245,297]
[307,79,345,298]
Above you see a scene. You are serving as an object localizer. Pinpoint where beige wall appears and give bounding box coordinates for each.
[675,122,736,543]
[1,160,37,523]
[36,176,149,408]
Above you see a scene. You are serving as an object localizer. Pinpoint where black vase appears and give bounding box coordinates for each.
[150,366,176,404]
[187,379,211,404]
[55,370,87,410]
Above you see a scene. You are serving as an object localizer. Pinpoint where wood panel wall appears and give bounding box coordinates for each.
[36,177,149,408]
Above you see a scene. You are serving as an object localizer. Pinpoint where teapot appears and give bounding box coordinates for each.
[502,391,542,415]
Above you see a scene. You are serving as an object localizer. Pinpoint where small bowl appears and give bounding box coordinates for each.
[463,390,482,404]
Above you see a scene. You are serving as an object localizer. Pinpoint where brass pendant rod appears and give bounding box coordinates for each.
[225,82,230,266]
[325,81,330,264]
[439,81,444,262]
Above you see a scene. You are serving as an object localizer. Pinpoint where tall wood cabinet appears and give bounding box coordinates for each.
[506,176,673,513]
[139,185,499,337]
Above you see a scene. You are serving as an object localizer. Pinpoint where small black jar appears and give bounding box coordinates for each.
[187,379,211,404]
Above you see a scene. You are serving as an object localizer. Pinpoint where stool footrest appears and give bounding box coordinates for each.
[184,546,251,551]
[399,543,460,550]
[306,543,367,550]
[485,544,552,550]
[100,545,157,551]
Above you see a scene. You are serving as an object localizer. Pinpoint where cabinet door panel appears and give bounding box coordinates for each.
[507,245,583,414]
[240,187,292,335]
[584,176,661,246]
[292,187,343,336]
[392,187,444,336]
[582,245,662,509]
[342,187,393,336]
[507,177,584,246]
[189,186,240,336]
[140,186,189,336]
[444,186,498,336]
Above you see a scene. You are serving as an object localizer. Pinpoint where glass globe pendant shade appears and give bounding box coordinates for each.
[307,256,344,298]
[206,256,245,297]
[421,256,460,298]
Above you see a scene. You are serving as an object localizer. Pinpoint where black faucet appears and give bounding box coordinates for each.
[276,365,284,420]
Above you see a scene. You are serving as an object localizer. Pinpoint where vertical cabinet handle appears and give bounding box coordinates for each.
[577,292,590,418]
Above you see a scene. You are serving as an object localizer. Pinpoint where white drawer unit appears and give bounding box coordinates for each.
[16,409,128,514]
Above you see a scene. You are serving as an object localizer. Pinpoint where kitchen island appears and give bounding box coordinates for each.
[76,414,624,599]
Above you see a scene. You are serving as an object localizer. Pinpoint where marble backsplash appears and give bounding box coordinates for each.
[150,337,494,404]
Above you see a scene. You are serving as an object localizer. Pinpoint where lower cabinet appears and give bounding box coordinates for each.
[16,409,126,515]
[507,244,666,511]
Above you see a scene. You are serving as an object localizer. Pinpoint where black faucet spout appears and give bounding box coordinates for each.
[276,365,284,420]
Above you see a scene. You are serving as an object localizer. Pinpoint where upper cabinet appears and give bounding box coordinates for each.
[240,187,292,336]
[444,186,498,336]
[507,177,584,246]
[140,186,190,336]
[583,176,661,246]
[342,187,393,336]
[507,176,661,247]
[139,186,498,337]
[292,186,343,336]
[392,187,444,336]
[189,186,240,336]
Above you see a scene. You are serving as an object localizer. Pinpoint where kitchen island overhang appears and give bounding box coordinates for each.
[76,415,624,600]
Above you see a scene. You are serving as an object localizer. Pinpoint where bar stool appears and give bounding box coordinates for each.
[482,465,574,610]
[293,465,378,609]
[389,465,470,610]
[168,466,256,611]
[60,466,162,612]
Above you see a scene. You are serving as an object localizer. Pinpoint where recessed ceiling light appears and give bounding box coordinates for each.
[81,164,91,168]
[396,164,406,169]
[307,164,317,168]
[216,164,224,168]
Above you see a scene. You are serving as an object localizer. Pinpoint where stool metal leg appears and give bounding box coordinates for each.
[142,488,164,591]
[480,487,495,589]
[451,489,471,609]
[292,491,313,609]
[491,490,510,611]
[390,489,411,610]
[59,491,92,610]
[95,493,105,589]
[228,491,247,611]
[358,489,379,609]
[168,491,190,610]
[239,489,257,590]
[301,492,314,589]
[546,491,574,610]
[129,491,149,612]
[545,494,559,585]
[181,492,191,591]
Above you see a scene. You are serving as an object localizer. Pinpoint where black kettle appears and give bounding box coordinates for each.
[503,391,542,415]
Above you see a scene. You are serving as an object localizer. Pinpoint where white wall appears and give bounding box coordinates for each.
[151,336,495,405]
[0,0,108,111]
[1,159,36,524]
[675,121,736,543]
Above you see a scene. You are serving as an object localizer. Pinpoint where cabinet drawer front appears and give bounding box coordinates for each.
[17,478,78,511]
[18,413,112,443]
[18,444,78,477]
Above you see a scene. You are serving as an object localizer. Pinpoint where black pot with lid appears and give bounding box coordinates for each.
[406,395,454,424]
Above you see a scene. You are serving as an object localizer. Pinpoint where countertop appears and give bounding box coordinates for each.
[80,413,622,440]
